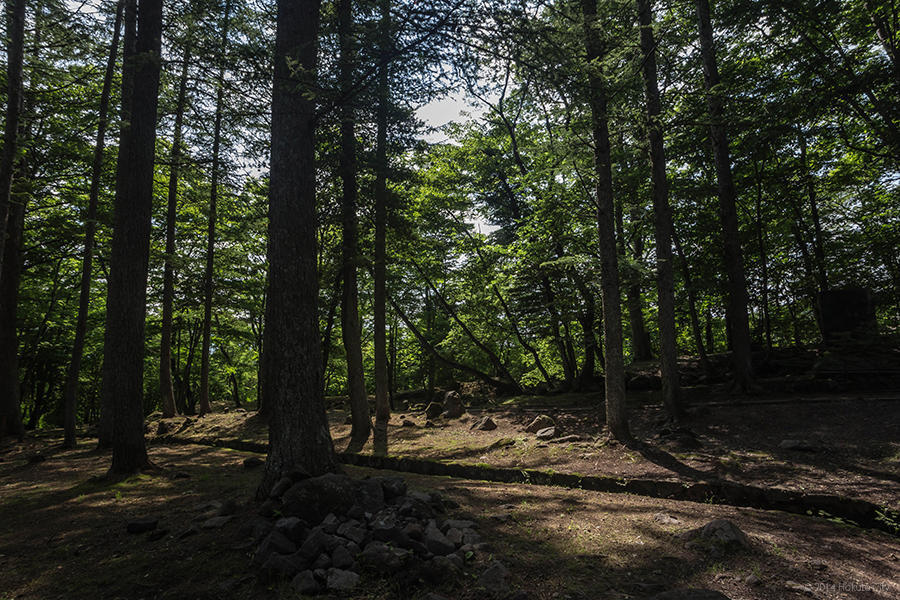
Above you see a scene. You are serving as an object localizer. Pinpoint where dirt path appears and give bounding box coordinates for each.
[1,437,898,599]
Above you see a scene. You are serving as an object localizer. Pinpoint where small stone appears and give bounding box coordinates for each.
[146,529,168,542]
[126,518,158,534]
[402,419,416,427]
[326,568,360,591]
[243,456,264,469]
[524,414,555,433]
[298,528,339,560]
[259,552,306,581]
[378,477,407,499]
[359,540,405,571]
[446,527,464,547]
[275,516,308,543]
[258,498,280,518]
[479,560,510,595]
[425,420,437,428]
[653,512,680,525]
[422,555,462,582]
[312,552,332,570]
[535,426,556,440]
[471,416,497,431]
[336,521,367,545]
[785,581,814,595]
[424,521,456,556]
[201,515,233,529]
[320,513,340,534]
[292,570,320,595]
[680,519,750,553]
[549,434,581,444]
[745,574,761,586]
[254,530,297,565]
[331,545,354,569]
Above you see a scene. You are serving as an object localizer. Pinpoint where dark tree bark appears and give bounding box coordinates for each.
[100,0,163,475]
[541,276,574,389]
[582,0,630,441]
[696,0,754,391]
[63,0,125,449]
[258,0,337,498]
[160,40,191,420]
[672,230,709,368]
[637,0,681,420]
[372,0,391,457]
[0,0,25,282]
[798,129,828,293]
[0,200,24,440]
[97,0,136,449]
[753,159,772,349]
[338,0,371,453]
[200,0,232,418]
[616,202,653,362]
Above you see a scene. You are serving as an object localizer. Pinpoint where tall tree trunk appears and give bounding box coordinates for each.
[582,0,630,441]
[339,0,370,453]
[637,0,681,421]
[160,40,192,420]
[0,0,26,282]
[100,0,163,475]
[0,199,24,440]
[696,0,753,392]
[798,129,828,293]
[200,0,232,417]
[258,0,337,498]
[63,0,125,449]
[754,160,772,349]
[673,230,709,370]
[97,0,137,449]
[372,0,391,457]
[542,276,574,389]
[616,202,652,361]
[573,275,598,390]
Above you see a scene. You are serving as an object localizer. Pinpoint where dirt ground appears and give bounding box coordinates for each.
[149,391,900,511]
[1,436,898,600]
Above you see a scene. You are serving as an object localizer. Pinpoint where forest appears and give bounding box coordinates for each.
[0,0,898,599]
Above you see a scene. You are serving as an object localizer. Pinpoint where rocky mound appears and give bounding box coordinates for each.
[247,471,517,597]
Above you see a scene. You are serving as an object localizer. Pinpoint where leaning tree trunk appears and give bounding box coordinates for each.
[63,0,124,449]
[637,0,681,421]
[696,0,753,392]
[338,0,370,453]
[372,0,391,457]
[258,0,337,498]
[582,0,630,441]
[160,41,192,420]
[100,0,163,475]
[0,0,26,282]
[200,0,232,418]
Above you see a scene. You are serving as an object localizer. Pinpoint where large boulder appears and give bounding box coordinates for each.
[442,391,466,418]
[425,401,444,419]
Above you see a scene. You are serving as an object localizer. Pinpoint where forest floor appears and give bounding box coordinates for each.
[146,390,900,511]
[1,433,898,600]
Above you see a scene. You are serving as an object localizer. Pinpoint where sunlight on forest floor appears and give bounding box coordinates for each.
[1,439,898,600]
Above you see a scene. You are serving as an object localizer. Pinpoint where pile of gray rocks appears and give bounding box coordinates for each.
[247,471,515,597]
